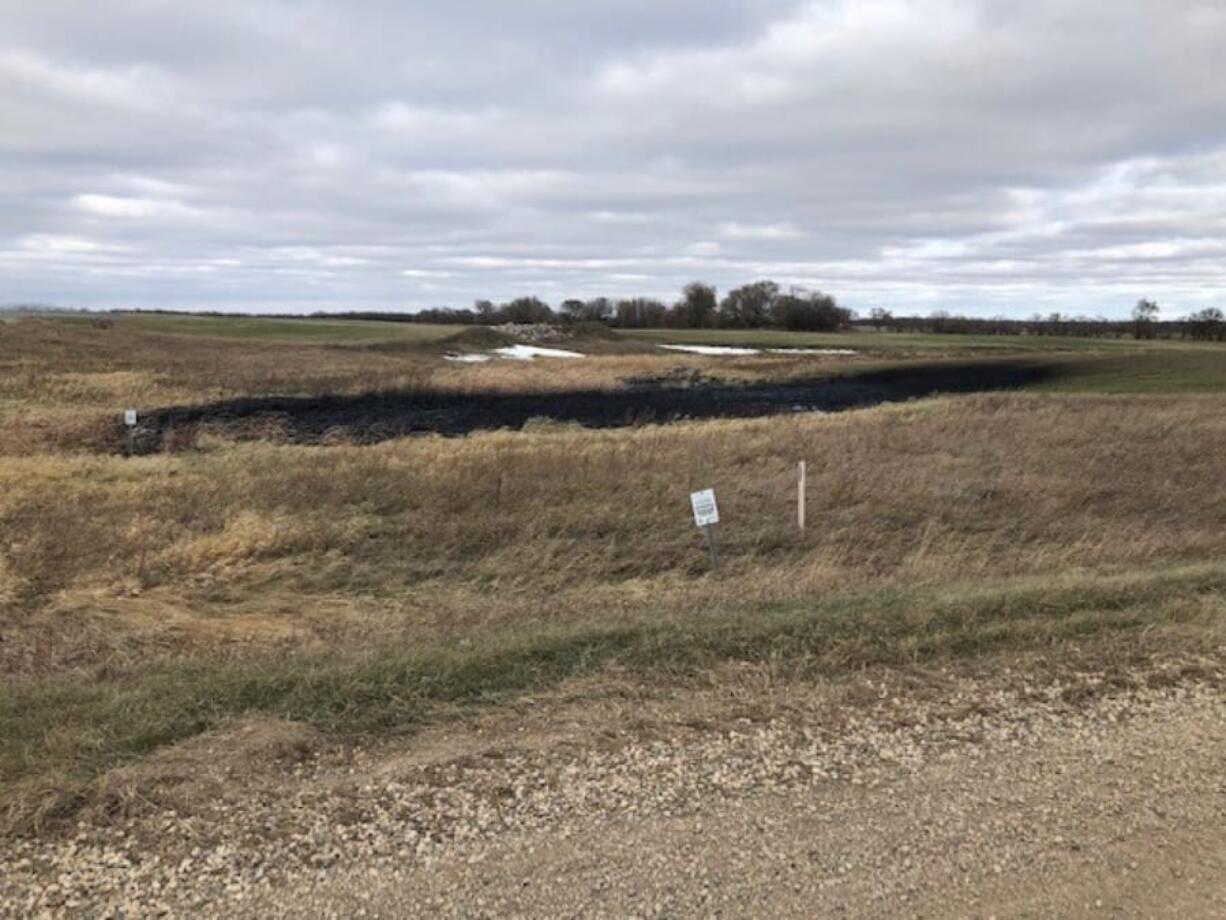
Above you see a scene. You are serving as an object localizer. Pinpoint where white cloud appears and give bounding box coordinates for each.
[2,0,1225,315]
[401,268,454,278]
[74,194,198,219]
[0,50,163,108]
[15,234,126,254]
[720,222,802,240]
[371,102,499,137]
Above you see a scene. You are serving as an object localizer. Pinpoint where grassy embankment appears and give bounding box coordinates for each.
[4,397,1226,827]
[2,313,1226,830]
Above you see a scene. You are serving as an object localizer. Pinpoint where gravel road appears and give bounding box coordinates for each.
[4,666,1225,918]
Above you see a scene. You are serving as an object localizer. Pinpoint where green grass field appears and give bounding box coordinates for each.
[619,326,1226,392]
[618,326,1179,354]
[49,313,1197,353]
[47,313,1223,365]
[1035,351,1226,394]
[58,312,462,344]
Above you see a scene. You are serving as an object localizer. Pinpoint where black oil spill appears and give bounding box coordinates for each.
[134,359,1055,451]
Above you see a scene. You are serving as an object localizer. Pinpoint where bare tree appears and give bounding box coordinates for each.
[614,297,666,327]
[1187,307,1225,341]
[1132,299,1159,339]
[719,280,778,328]
[501,296,555,324]
[474,299,497,324]
[868,307,893,331]
[674,282,718,328]
[772,288,850,331]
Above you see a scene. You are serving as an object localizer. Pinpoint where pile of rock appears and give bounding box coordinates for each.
[496,323,571,344]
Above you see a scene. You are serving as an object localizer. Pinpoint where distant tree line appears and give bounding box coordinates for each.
[853,300,1226,342]
[347,290,1224,341]
[115,289,1226,341]
[1184,307,1226,341]
[336,281,852,332]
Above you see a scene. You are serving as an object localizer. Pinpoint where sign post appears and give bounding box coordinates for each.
[702,524,720,570]
[124,408,137,456]
[690,488,721,571]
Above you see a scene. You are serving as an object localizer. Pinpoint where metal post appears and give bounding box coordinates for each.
[703,523,720,570]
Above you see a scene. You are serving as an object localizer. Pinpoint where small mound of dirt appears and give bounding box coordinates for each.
[496,323,567,343]
[567,322,620,340]
[564,325,659,354]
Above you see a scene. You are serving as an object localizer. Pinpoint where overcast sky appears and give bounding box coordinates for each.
[2,1,1224,317]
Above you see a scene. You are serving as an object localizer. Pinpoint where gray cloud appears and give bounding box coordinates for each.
[1,0,1224,316]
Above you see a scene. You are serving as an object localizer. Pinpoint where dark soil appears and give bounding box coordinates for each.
[130,359,1056,451]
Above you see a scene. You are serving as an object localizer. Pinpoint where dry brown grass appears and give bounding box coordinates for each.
[5,316,1226,833]
[0,319,433,448]
[4,391,1226,679]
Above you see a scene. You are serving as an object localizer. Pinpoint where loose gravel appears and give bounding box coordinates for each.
[3,664,1225,918]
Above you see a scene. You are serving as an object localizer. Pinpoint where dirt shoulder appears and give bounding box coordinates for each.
[4,659,1226,917]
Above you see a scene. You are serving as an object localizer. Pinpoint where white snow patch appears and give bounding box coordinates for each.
[493,344,585,360]
[658,343,857,357]
[658,344,761,356]
[443,353,493,363]
[766,347,858,355]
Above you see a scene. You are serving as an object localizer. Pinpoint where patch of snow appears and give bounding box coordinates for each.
[658,344,761,356]
[493,344,585,360]
[443,353,492,363]
[658,343,857,357]
[766,347,858,355]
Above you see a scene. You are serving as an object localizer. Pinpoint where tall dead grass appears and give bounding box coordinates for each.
[6,381,1226,832]
[4,391,1226,679]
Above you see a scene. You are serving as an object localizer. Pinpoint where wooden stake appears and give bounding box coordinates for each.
[798,460,806,531]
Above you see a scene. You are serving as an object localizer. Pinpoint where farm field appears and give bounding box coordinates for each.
[56,311,466,344]
[2,313,1226,913]
[1033,349,1226,393]
[618,324,1209,354]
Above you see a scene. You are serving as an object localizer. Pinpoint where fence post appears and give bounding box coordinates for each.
[798,460,806,531]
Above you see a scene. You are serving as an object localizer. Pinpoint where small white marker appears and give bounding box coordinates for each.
[124,408,138,427]
[690,488,719,528]
[798,460,807,531]
[690,488,721,569]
